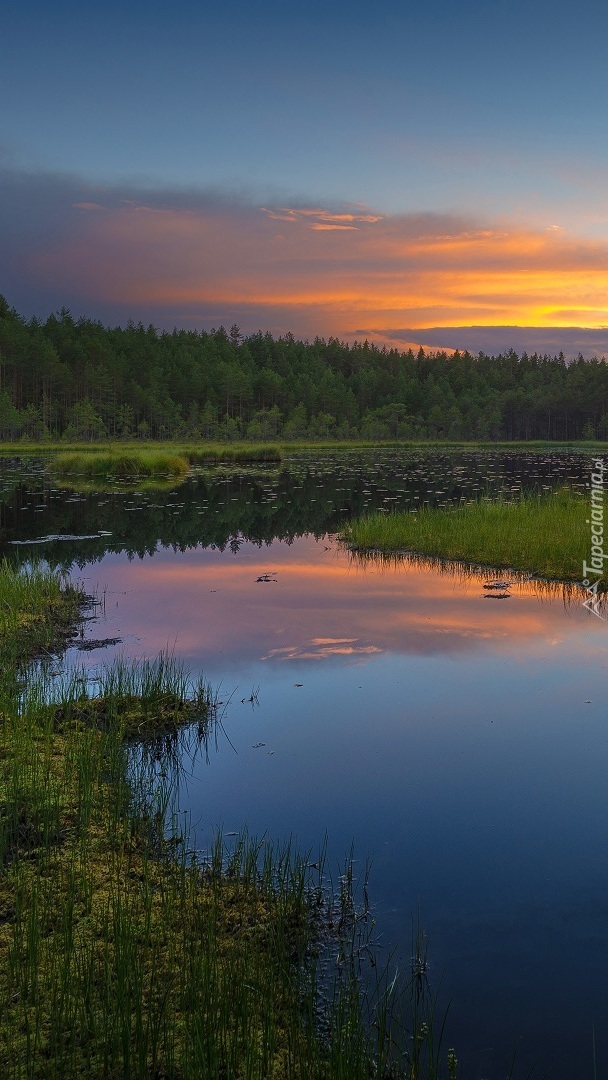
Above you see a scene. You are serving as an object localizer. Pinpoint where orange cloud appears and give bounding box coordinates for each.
[310,223,358,231]
[23,192,608,344]
[260,207,383,228]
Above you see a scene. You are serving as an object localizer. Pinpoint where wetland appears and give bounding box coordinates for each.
[1,447,607,1078]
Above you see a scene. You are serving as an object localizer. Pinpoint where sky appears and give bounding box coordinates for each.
[1,0,608,356]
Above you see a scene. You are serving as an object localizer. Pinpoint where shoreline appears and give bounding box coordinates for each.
[0,561,444,1077]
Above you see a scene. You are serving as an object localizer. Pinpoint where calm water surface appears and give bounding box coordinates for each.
[1,450,606,1079]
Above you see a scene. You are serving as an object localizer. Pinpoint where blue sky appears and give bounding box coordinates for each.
[2,0,608,353]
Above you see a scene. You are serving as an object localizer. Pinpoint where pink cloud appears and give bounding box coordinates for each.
[7,169,608,350]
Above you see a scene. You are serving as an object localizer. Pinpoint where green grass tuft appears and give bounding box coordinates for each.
[344,489,591,582]
[0,559,84,675]
[49,445,282,481]
[52,450,190,478]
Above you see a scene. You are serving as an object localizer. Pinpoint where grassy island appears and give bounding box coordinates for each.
[52,449,191,479]
[50,444,282,480]
[344,489,588,583]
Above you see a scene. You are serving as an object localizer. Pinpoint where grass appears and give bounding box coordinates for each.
[52,450,191,479]
[49,445,282,481]
[0,559,84,673]
[1,437,606,457]
[281,438,608,453]
[0,563,453,1078]
[344,488,590,582]
[184,443,282,464]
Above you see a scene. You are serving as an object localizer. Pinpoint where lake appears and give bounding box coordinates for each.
[1,449,606,1079]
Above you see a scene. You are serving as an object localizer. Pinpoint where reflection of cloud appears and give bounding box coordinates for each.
[82,536,596,673]
[264,639,382,661]
[3,166,608,354]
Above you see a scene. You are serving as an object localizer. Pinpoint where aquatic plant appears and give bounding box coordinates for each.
[0,558,83,675]
[48,445,281,484]
[344,489,589,582]
[52,450,191,479]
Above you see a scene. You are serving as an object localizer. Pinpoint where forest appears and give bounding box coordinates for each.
[1,296,607,442]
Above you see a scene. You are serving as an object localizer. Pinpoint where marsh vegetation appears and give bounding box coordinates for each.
[0,558,84,673]
[0,448,604,1078]
[0,560,453,1078]
[51,444,282,479]
[52,449,192,479]
[344,489,589,582]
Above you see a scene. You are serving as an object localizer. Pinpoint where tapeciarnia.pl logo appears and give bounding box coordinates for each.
[582,458,606,620]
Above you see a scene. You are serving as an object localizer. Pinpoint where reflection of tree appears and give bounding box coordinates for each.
[0,452,590,572]
[1,465,366,569]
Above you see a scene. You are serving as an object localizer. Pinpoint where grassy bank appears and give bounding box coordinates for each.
[344,489,589,582]
[0,564,450,1077]
[281,438,608,453]
[185,442,282,463]
[0,560,84,673]
[0,437,606,457]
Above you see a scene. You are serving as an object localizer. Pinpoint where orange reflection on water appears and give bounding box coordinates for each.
[92,537,598,669]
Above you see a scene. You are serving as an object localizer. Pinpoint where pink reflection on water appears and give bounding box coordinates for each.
[76,535,600,672]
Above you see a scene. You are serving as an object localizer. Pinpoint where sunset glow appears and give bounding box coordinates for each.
[3,5,608,1076]
[2,1,608,355]
[9,194,606,353]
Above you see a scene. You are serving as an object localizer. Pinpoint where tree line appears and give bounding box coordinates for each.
[0,296,607,441]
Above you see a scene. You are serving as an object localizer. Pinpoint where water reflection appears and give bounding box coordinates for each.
[1,450,606,1080]
[0,448,595,567]
[65,537,597,671]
